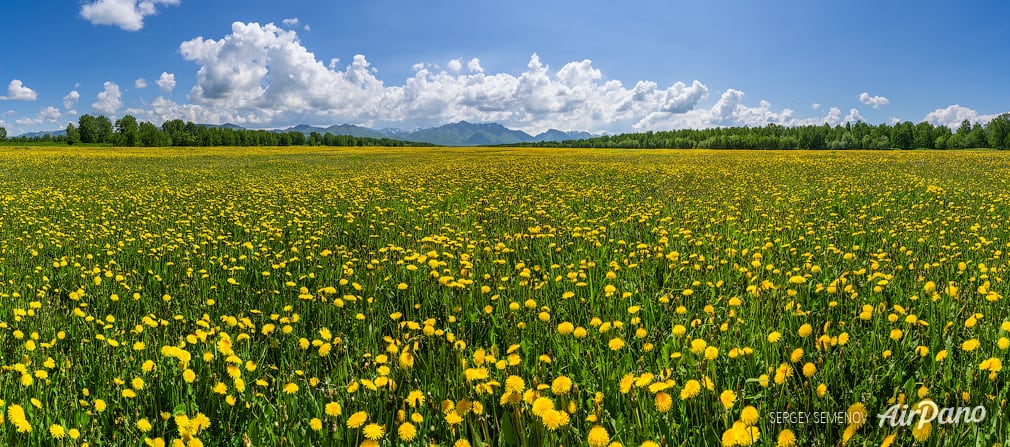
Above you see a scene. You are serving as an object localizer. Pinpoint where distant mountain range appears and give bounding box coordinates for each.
[19,129,68,138]
[16,121,597,146]
[271,121,597,146]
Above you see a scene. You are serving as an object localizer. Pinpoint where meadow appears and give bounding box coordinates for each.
[0,145,1007,446]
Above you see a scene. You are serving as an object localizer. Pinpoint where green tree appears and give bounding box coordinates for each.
[138,122,157,146]
[66,123,81,145]
[79,115,99,143]
[913,122,934,149]
[987,113,1010,149]
[0,126,6,141]
[890,121,914,149]
[162,120,194,146]
[96,115,113,144]
[969,123,988,148]
[115,115,139,146]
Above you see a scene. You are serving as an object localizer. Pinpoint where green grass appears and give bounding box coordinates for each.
[0,146,1006,446]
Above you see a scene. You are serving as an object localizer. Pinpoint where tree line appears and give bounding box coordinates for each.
[510,115,1010,150]
[3,114,1010,149]
[0,114,432,147]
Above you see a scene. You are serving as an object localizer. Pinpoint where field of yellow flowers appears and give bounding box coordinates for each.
[0,145,1007,446]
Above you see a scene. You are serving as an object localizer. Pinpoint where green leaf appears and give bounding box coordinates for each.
[499,412,520,447]
[173,403,188,416]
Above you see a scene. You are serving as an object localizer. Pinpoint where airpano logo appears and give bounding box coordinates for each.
[877,400,986,430]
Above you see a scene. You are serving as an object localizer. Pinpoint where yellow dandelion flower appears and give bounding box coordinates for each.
[767,331,782,343]
[912,421,931,442]
[9,404,31,433]
[587,425,610,447]
[608,337,626,351]
[776,429,796,447]
[654,392,672,412]
[720,390,736,409]
[551,376,573,395]
[398,422,417,441]
[846,402,867,427]
[541,409,569,431]
[445,411,463,426]
[362,423,385,440]
[680,380,701,400]
[346,411,368,429]
[325,401,342,417]
[531,397,554,417]
[740,406,759,426]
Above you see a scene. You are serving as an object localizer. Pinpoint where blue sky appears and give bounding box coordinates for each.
[1,0,1007,135]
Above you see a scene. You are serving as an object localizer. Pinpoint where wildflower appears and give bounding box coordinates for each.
[551,376,573,395]
[720,390,736,409]
[346,411,367,429]
[609,337,626,350]
[846,402,867,427]
[407,390,426,407]
[362,423,385,440]
[776,429,796,447]
[445,411,463,426]
[690,338,707,353]
[325,401,342,417]
[740,406,759,426]
[9,405,31,433]
[532,397,554,416]
[912,421,932,441]
[705,346,719,360]
[802,362,817,377]
[587,425,610,447]
[654,392,673,412]
[962,339,980,351]
[680,380,701,400]
[541,409,569,430]
[798,324,812,337]
[502,375,525,393]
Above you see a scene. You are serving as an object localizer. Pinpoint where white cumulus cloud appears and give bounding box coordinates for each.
[635,91,866,131]
[135,78,148,89]
[858,91,889,109]
[921,105,1009,129]
[15,106,62,126]
[844,108,864,124]
[467,58,483,73]
[63,90,81,111]
[156,72,176,93]
[166,21,719,133]
[92,82,123,115]
[80,0,180,31]
[1,80,39,101]
[125,21,876,134]
[282,18,299,27]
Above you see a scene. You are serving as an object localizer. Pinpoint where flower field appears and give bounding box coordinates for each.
[0,146,1008,446]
